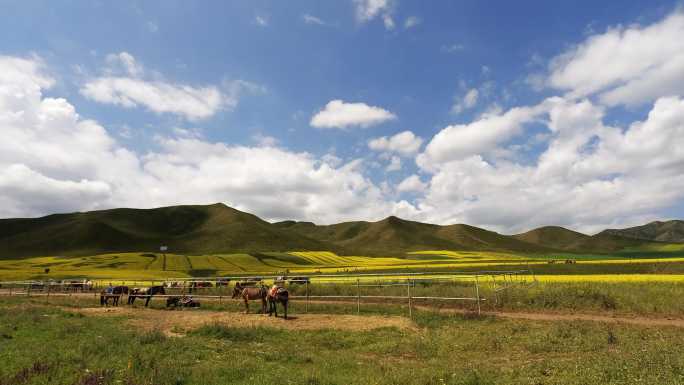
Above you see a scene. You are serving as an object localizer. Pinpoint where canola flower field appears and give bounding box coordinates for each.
[2,250,684,282]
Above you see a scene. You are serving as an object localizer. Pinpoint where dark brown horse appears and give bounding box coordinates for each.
[166,295,200,308]
[100,286,129,306]
[232,282,267,314]
[267,285,289,319]
[127,286,165,307]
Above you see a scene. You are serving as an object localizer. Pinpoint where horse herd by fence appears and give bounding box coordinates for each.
[0,271,537,318]
[97,282,290,318]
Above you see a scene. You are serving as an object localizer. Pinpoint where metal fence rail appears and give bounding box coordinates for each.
[0,270,535,317]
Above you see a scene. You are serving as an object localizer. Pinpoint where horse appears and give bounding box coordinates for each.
[127,285,165,307]
[267,285,289,319]
[232,282,267,314]
[166,295,200,308]
[100,286,129,306]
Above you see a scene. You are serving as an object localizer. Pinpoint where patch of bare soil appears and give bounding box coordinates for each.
[70,307,416,336]
[415,305,684,328]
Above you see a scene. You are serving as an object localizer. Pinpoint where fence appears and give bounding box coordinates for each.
[0,270,536,317]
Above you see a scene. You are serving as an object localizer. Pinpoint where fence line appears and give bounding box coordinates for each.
[0,270,535,317]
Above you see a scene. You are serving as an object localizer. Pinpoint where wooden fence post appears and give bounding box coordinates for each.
[305,281,309,314]
[356,278,360,315]
[474,275,481,315]
[407,278,412,319]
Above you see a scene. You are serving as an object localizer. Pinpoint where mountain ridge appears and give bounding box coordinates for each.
[599,220,684,243]
[0,203,680,258]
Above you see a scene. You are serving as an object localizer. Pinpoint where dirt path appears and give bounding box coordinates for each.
[70,307,416,336]
[6,292,684,330]
[413,305,684,328]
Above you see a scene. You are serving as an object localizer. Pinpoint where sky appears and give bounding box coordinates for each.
[1,0,684,234]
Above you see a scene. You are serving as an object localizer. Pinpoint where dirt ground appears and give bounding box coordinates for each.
[70,306,417,336]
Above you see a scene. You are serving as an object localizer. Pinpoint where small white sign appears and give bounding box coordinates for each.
[160,246,168,252]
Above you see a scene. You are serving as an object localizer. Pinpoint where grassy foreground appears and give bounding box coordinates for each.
[2,298,684,385]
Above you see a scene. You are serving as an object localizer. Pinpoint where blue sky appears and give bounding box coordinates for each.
[1,1,684,234]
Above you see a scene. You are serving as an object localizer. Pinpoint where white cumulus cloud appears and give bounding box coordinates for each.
[353,0,395,30]
[81,52,258,121]
[368,130,423,156]
[397,174,426,193]
[0,55,397,225]
[310,99,396,129]
[547,10,684,107]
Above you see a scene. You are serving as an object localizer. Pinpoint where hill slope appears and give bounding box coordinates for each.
[275,216,554,255]
[0,204,327,258]
[599,220,684,243]
[513,226,590,250]
[2,204,680,258]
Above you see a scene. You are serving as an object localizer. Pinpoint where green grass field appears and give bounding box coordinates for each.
[2,296,684,385]
[4,248,684,384]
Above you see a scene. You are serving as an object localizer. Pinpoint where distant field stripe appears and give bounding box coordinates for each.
[532,274,684,283]
[142,254,158,270]
[215,256,246,272]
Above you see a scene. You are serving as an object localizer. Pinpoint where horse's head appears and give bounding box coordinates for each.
[232,283,243,299]
[154,285,165,295]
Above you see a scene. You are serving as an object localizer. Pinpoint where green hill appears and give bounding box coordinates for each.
[275,216,554,255]
[513,226,590,250]
[512,225,678,254]
[599,220,684,243]
[0,204,328,258]
[2,203,681,258]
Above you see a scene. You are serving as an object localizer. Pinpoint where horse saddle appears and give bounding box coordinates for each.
[269,286,284,297]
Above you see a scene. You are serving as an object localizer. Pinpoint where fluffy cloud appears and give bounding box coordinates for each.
[386,156,401,172]
[368,130,423,156]
[419,103,545,168]
[80,52,255,121]
[397,174,426,193]
[547,10,684,107]
[0,55,395,224]
[310,99,396,129]
[413,96,684,232]
[353,0,394,29]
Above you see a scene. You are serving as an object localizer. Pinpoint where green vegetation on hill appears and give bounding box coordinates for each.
[0,204,328,259]
[513,226,590,250]
[600,220,684,243]
[1,203,682,259]
[276,216,555,255]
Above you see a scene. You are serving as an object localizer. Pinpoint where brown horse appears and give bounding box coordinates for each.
[127,285,165,307]
[232,283,267,314]
[100,286,129,306]
[267,285,289,319]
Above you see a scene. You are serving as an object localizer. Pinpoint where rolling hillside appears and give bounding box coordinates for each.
[513,226,590,250]
[0,204,328,258]
[275,216,555,255]
[600,220,684,243]
[1,203,681,258]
